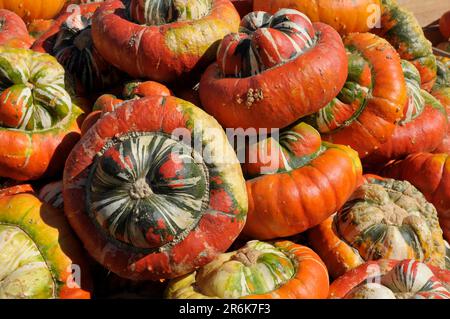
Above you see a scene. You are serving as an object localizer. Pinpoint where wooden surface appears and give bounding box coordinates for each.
[398,0,449,26]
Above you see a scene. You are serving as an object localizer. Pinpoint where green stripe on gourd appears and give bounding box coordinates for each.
[86,131,210,250]
[434,57,450,88]
[0,225,55,299]
[334,178,446,269]
[167,240,296,299]
[0,47,72,131]
[133,0,212,26]
[307,48,371,133]
[344,260,450,299]
[400,60,425,124]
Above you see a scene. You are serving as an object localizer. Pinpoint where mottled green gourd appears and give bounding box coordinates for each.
[400,59,425,124]
[334,178,446,268]
[165,241,297,298]
[0,47,73,131]
[0,225,55,299]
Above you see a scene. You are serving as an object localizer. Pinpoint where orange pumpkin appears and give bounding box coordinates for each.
[307,32,407,158]
[254,0,381,35]
[0,0,66,22]
[363,60,447,166]
[166,240,329,299]
[242,123,362,240]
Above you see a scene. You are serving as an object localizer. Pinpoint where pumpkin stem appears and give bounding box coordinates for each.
[129,178,153,199]
[232,248,261,267]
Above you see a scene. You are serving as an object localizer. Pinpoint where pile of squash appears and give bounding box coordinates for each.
[0,0,449,299]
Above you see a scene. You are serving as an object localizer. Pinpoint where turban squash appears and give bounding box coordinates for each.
[91,0,240,83]
[63,95,248,280]
[375,0,436,91]
[382,153,450,243]
[0,0,66,23]
[307,176,447,279]
[307,32,407,158]
[364,60,447,165]
[80,80,172,135]
[329,259,450,299]
[433,57,450,154]
[0,9,34,48]
[242,122,362,240]
[32,3,122,97]
[165,240,329,299]
[0,47,83,181]
[253,0,381,35]
[0,184,91,299]
[199,9,347,130]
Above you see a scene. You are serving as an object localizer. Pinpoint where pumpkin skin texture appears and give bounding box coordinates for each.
[165,240,329,299]
[32,3,122,97]
[91,0,240,83]
[382,153,450,243]
[329,259,450,299]
[0,9,34,48]
[307,176,447,279]
[81,81,172,135]
[0,47,83,181]
[0,185,91,299]
[0,0,66,23]
[200,10,348,131]
[27,19,55,39]
[242,123,362,240]
[63,95,248,280]
[307,32,407,158]
[253,0,381,35]
[376,0,436,91]
[364,60,447,165]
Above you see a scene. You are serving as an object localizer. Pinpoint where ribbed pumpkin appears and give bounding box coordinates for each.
[364,60,447,165]
[63,95,248,280]
[0,185,91,299]
[32,3,122,97]
[91,0,240,83]
[329,259,450,299]
[382,153,450,243]
[307,32,406,158]
[375,0,436,91]
[254,0,381,35]
[242,122,362,240]
[81,80,172,135]
[307,176,447,279]
[0,9,34,48]
[0,47,83,181]
[165,240,329,299]
[0,0,66,23]
[200,9,348,130]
